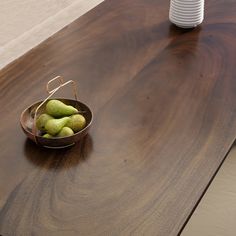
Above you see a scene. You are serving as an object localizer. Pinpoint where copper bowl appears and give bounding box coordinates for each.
[20,98,93,148]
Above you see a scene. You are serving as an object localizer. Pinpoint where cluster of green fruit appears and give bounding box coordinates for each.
[36,100,86,138]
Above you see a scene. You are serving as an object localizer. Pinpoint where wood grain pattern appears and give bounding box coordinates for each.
[1,0,236,235]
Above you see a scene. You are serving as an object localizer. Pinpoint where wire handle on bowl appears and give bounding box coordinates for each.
[32,76,79,144]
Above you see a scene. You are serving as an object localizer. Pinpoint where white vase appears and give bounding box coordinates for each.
[169,0,204,28]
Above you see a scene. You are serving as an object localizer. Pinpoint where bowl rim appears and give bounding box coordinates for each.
[20,98,93,140]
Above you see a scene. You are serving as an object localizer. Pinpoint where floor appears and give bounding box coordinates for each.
[1,1,236,235]
[182,145,236,236]
[0,0,104,69]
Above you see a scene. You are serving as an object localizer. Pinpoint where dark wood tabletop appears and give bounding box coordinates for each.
[1,0,236,235]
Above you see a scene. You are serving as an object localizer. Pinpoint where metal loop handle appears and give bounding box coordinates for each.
[32,76,79,144]
[46,75,64,93]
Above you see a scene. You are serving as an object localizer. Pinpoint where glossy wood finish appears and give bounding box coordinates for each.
[1,0,236,235]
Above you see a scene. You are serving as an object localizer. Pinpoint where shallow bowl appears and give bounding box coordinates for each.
[20,98,93,148]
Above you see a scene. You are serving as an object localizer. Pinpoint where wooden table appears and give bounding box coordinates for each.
[1,0,236,235]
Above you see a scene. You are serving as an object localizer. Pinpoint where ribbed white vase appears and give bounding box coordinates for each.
[169,0,204,28]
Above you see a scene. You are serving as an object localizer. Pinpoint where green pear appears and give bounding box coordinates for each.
[43,133,53,139]
[46,100,78,118]
[36,113,53,131]
[66,114,86,132]
[45,117,70,135]
[57,127,74,137]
